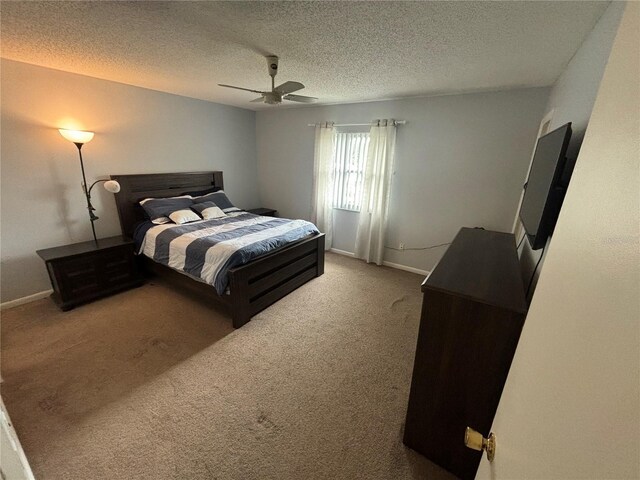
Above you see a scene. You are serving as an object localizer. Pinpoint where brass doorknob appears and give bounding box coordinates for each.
[464,427,496,462]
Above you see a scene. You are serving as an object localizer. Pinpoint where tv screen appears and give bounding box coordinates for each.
[519,123,572,250]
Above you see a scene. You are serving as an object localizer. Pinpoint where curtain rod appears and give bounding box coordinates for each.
[307,120,406,127]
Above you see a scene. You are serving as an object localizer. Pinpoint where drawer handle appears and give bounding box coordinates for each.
[67,268,95,277]
[107,273,131,282]
[106,259,128,268]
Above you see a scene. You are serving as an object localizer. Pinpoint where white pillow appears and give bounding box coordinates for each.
[168,209,201,225]
[199,205,226,220]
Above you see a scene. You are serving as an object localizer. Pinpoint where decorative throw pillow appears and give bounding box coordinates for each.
[168,209,201,225]
[140,195,194,224]
[190,190,241,213]
[191,201,226,220]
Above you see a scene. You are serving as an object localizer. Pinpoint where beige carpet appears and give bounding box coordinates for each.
[1,253,453,480]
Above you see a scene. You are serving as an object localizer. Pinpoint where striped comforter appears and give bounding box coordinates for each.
[137,212,319,294]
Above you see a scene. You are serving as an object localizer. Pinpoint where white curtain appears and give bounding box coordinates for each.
[354,120,397,264]
[311,123,336,250]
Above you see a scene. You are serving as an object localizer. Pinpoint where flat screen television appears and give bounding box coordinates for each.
[519,122,572,250]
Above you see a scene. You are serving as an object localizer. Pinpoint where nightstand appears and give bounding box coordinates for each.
[37,235,143,311]
[247,208,278,217]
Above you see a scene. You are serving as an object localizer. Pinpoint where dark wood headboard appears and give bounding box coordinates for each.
[110,171,224,238]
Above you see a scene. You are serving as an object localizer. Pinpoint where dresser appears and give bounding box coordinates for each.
[37,235,143,311]
[403,227,528,479]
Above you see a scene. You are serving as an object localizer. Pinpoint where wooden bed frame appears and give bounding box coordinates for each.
[110,171,325,328]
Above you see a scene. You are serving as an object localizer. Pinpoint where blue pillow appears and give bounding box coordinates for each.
[191,201,217,214]
[140,195,194,224]
[191,191,240,213]
[191,201,227,220]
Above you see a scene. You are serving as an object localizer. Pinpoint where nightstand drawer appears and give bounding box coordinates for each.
[54,256,101,299]
[99,248,138,287]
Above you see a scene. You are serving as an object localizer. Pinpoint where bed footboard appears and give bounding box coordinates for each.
[228,233,325,328]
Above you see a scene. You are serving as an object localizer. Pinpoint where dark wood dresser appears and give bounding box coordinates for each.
[403,227,527,479]
[37,235,143,311]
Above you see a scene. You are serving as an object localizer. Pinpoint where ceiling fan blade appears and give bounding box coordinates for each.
[283,94,318,103]
[218,84,265,94]
[274,81,305,94]
[250,96,265,103]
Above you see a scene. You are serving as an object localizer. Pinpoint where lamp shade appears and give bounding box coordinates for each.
[59,129,95,144]
[103,180,121,193]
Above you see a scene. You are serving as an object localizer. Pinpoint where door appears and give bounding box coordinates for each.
[1,398,35,480]
[476,5,639,478]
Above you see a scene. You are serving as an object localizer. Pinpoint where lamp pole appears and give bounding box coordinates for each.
[58,129,121,246]
[74,142,99,245]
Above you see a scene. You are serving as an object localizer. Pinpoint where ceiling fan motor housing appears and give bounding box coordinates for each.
[267,56,279,77]
[264,92,281,104]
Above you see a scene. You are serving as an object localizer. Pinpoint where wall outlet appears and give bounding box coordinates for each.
[399,242,405,250]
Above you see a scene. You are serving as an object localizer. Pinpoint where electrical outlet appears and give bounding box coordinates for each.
[399,243,405,250]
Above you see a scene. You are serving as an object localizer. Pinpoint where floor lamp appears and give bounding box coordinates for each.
[58,129,121,244]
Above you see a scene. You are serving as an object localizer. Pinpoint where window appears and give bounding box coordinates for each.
[332,131,370,211]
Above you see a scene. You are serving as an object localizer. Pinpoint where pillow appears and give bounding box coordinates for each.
[140,195,193,224]
[181,186,222,197]
[191,201,226,220]
[168,209,201,225]
[191,190,241,213]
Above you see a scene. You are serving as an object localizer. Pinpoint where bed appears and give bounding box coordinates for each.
[110,171,325,328]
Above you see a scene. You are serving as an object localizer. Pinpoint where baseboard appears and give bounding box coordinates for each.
[329,248,430,276]
[329,248,355,257]
[1,290,52,311]
[382,261,430,277]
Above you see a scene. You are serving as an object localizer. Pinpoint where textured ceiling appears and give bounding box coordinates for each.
[1,1,610,110]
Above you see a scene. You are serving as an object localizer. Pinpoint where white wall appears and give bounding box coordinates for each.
[518,1,625,297]
[0,59,258,302]
[477,2,639,477]
[256,88,549,271]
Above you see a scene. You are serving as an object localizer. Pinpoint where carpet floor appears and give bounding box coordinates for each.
[1,253,453,480]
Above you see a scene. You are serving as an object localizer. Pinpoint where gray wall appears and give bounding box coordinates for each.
[0,59,258,302]
[256,88,549,272]
[519,1,625,297]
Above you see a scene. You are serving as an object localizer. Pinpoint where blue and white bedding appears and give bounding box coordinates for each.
[135,212,319,294]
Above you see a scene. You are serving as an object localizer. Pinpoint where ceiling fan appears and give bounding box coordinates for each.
[218,56,317,105]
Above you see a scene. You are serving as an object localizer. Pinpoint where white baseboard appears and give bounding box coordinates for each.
[382,261,430,276]
[329,248,430,277]
[1,290,52,311]
[329,248,355,257]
